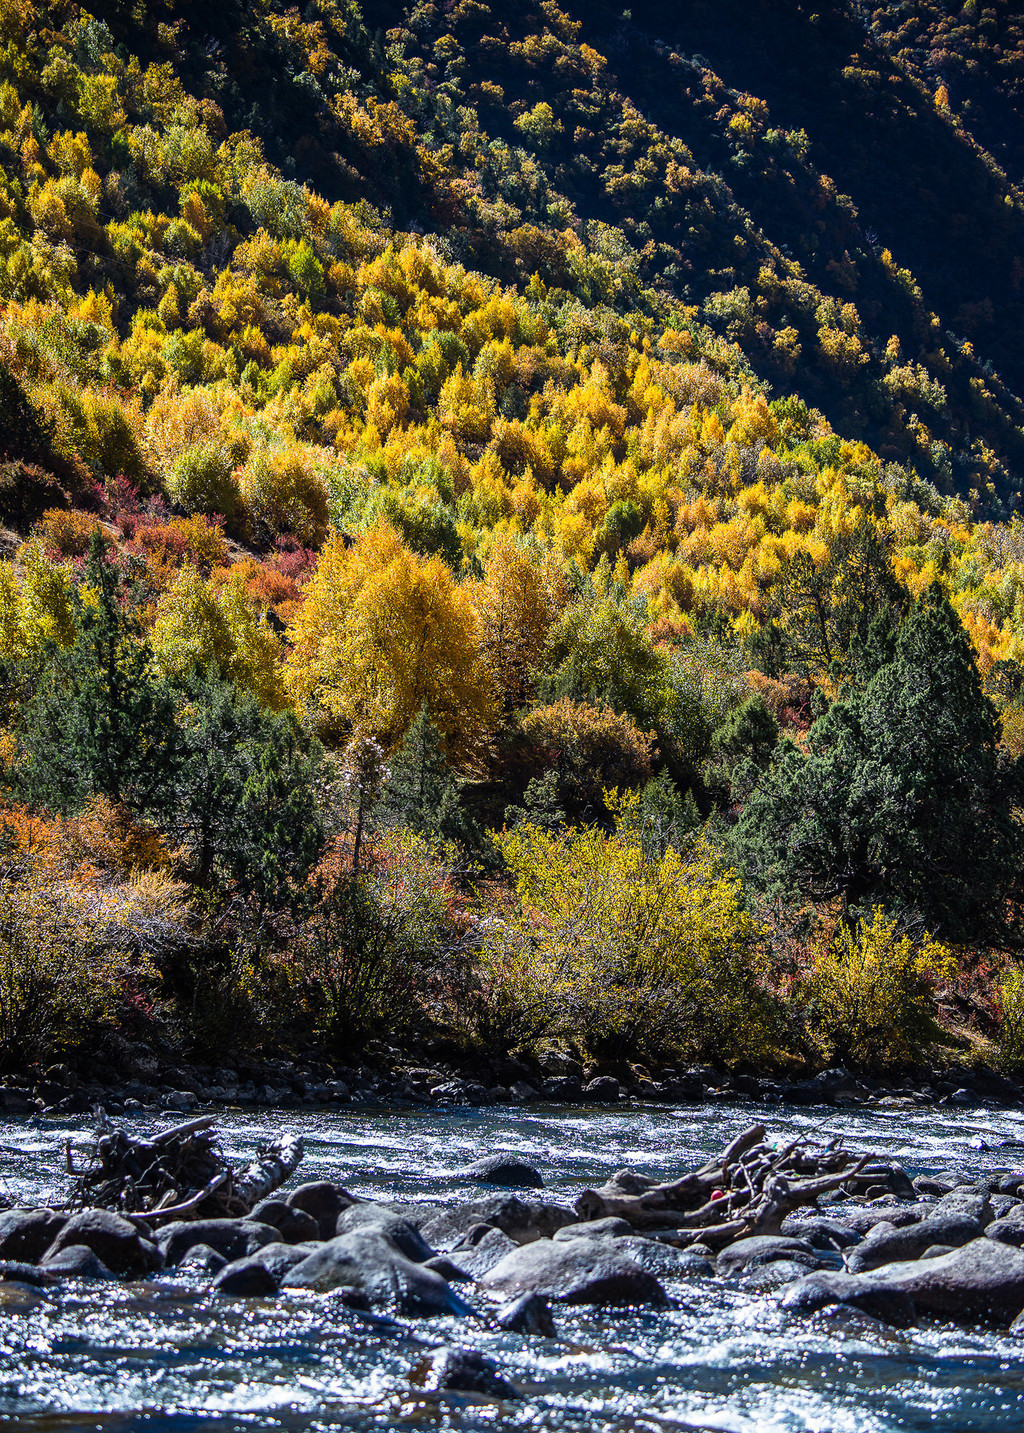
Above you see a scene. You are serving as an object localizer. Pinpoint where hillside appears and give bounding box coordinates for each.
[2,1,1024,1077]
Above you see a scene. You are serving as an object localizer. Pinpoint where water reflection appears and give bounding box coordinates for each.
[1,1100,1023,1431]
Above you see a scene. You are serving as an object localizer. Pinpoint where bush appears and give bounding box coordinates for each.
[239,445,330,546]
[0,861,180,1070]
[801,908,954,1072]
[281,829,457,1051]
[486,795,780,1063]
[166,443,240,520]
[33,506,106,558]
[997,965,1024,1072]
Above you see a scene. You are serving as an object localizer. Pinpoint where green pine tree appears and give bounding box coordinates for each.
[734,583,1023,944]
[13,532,179,818]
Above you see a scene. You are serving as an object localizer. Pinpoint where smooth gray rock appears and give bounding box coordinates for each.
[482,1236,669,1307]
[450,1226,518,1278]
[782,1274,918,1326]
[214,1257,280,1297]
[424,1255,473,1283]
[0,1260,56,1288]
[745,1258,819,1292]
[157,1219,278,1267]
[846,1213,983,1273]
[583,1077,622,1103]
[779,1216,861,1250]
[334,1203,435,1262]
[0,1209,67,1263]
[44,1209,160,1277]
[282,1229,473,1317]
[285,1182,358,1240]
[179,1243,227,1274]
[462,1155,544,1189]
[420,1347,519,1399]
[248,1199,321,1245]
[495,1292,556,1335]
[985,1205,1024,1247]
[784,1238,1024,1327]
[554,1218,633,1241]
[40,1244,116,1281]
[421,1195,573,1251]
[716,1236,817,1277]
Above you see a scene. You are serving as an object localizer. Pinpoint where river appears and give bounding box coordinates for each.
[2,1098,1024,1432]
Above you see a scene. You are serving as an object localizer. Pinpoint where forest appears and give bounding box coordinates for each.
[3,0,1024,1085]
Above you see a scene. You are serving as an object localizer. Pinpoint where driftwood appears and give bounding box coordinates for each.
[67,1115,305,1224]
[576,1124,881,1248]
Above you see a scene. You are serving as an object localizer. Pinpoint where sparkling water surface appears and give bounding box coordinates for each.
[1,1099,1024,1432]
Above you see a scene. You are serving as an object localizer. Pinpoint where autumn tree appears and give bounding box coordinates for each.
[287,525,495,764]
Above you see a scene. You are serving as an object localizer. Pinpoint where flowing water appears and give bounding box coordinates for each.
[2,1099,1024,1432]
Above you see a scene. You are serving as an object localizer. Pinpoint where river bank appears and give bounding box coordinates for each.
[2,1045,1022,1123]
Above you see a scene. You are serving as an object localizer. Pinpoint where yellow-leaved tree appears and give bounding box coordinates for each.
[470,535,570,711]
[150,565,286,709]
[286,525,495,763]
[482,790,780,1061]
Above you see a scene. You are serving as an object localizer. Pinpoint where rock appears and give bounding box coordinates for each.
[421,1195,573,1250]
[540,1076,583,1102]
[780,1216,861,1250]
[921,1244,956,1260]
[462,1155,544,1190]
[495,1292,556,1335]
[334,1203,435,1262]
[214,1257,281,1297]
[785,1238,1024,1327]
[419,1347,520,1399]
[745,1258,818,1292]
[716,1236,818,1277]
[846,1212,983,1273]
[508,1082,538,1103]
[0,1260,56,1288]
[782,1274,917,1326]
[986,1207,1024,1248]
[248,1198,321,1245]
[179,1243,228,1274]
[157,1219,279,1267]
[0,1209,67,1263]
[553,1218,634,1241]
[285,1182,358,1240]
[930,1190,993,1226]
[44,1209,160,1278]
[839,1205,926,1235]
[449,1226,518,1278]
[424,1255,473,1283]
[582,1077,622,1103]
[482,1237,669,1308]
[251,1241,319,1280]
[282,1230,474,1317]
[41,1245,117,1281]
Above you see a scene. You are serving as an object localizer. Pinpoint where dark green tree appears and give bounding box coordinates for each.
[169,668,324,908]
[381,703,484,854]
[13,532,179,818]
[734,583,1023,944]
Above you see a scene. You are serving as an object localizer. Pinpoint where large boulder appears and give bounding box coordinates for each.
[847,1212,984,1273]
[285,1182,358,1240]
[716,1236,818,1277]
[461,1155,544,1190]
[334,1203,435,1262]
[481,1237,669,1308]
[495,1292,556,1335]
[157,1218,279,1267]
[779,1216,861,1250]
[0,1209,67,1264]
[421,1195,572,1251]
[41,1245,117,1281]
[449,1226,518,1279]
[213,1258,280,1297]
[783,1238,1024,1326]
[248,1199,321,1245]
[44,1210,160,1278]
[282,1230,473,1317]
